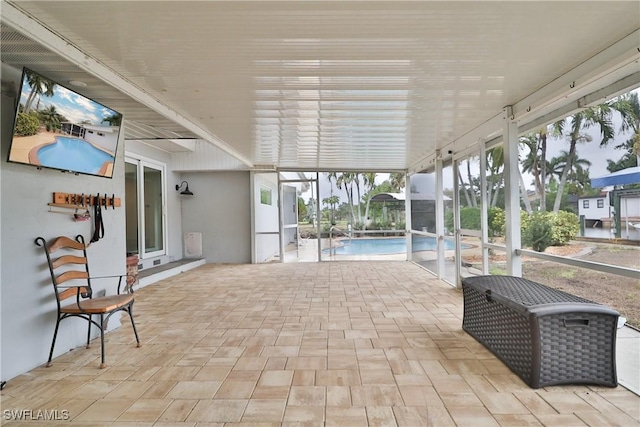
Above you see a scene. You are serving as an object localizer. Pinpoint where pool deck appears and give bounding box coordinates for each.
[8,130,58,164]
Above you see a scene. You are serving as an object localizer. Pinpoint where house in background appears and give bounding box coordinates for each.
[578,194,611,227]
[579,191,640,234]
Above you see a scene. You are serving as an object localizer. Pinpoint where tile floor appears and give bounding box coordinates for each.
[1,261,639,426]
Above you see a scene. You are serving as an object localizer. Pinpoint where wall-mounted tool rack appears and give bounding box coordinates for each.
[47,192,121,210]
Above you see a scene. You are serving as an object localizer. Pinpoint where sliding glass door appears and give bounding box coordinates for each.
[125,156,166,258]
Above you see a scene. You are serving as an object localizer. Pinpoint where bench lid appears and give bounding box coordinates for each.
[462,275,596,307]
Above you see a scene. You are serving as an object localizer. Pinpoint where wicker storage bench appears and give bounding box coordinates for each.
[462,275,618,388]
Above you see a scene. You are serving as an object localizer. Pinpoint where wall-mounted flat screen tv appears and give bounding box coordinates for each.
[7,67,123,178]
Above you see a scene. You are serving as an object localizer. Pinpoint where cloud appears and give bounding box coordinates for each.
[55,86,74,103]
[73,93,96,112]
[56,104,101,125]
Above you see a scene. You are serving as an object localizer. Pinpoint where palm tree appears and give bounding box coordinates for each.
[550,104,614,213]
[548,150,592,194]
[610,91,640,166]
[23,70,55,113]
[486,146,504,207]
[606,138,638,172]
[335,172,357,225]
[322,195,340,224]
[389,172,405,191]
[38,105,63,132]
[103,113,122,127]
[352,173,363,224]
[362,172,377,228]
[521,134,544,207]
[457,161,475,208]
[538,128,549,211]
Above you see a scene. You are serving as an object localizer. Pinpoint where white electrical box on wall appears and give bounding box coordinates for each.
[184,232,203,258]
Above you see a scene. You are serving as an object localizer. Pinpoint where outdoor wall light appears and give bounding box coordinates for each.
[175,181,194,196]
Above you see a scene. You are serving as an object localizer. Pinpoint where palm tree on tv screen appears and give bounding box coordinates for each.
[103,113,122,127]
[38,105,65,132]
[23,70,55,113]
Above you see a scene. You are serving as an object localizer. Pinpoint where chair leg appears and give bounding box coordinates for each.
[127,303,142,348]
[86,314,92,349]
[46,317,62,367]
[99,314,106,369]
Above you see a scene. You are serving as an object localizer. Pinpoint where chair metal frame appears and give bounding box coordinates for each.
[35,234,141,368]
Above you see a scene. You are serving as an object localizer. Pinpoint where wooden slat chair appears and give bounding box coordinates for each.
[35,234,141,368]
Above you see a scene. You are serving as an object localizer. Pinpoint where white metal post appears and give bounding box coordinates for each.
[316,174,322,262]
[277,174,285,263]
[435,153,445,279]
[479,141,489,274]
[453,159,462,288]
[503,107,523,276]
[405,172,412,261]
[250,171,257,263]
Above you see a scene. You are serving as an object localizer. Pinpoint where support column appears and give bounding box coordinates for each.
[316,174,322,261]
[479,141,489,274]
[405,172,412,261]
[502,107,522,277]
[277,174,285,263]
[435,153,445,279]
[250,171,257,263]
[453,159,462,287]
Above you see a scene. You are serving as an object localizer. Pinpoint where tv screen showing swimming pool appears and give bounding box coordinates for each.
[7,67,123,178]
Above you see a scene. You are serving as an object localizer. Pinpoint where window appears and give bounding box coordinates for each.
[260,187,272,205]
[125,156,166,258]
[597,199,604,208]
[583,200,590,209]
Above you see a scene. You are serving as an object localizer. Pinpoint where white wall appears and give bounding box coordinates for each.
[1,74,128,380]
[180,171,251,263]
[620,196,640,219]
[578,196,610,220]
[83,127,119,153]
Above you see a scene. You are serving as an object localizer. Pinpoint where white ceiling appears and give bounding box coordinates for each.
[1,1,639,171]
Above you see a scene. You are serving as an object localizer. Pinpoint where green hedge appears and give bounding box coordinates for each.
[521,210,579,247]
[444,207,505,237]
[14,111,39,136]
[443,207,578,248]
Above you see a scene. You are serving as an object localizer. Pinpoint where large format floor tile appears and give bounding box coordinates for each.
[1,262,638,426]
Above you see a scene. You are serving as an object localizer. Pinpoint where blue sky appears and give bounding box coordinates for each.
[20,76,120,126]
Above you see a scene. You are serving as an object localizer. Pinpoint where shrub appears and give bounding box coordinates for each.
[444,210,453,233]
[445,207,481,232]
[460,207,481,230]
[550,210,579,245]
[443,207,504,236]
[488,207,505,237]
[523,212,553,252]
[520,210,579,249]
[14,111,39,136]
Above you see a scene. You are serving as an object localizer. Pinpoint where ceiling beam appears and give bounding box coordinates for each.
[2,2,253,167]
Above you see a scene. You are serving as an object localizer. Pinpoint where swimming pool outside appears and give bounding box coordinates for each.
[36,136,114,175]
[326,236,461,255]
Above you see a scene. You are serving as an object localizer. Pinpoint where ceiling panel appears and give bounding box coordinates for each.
[2,1,639,171]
